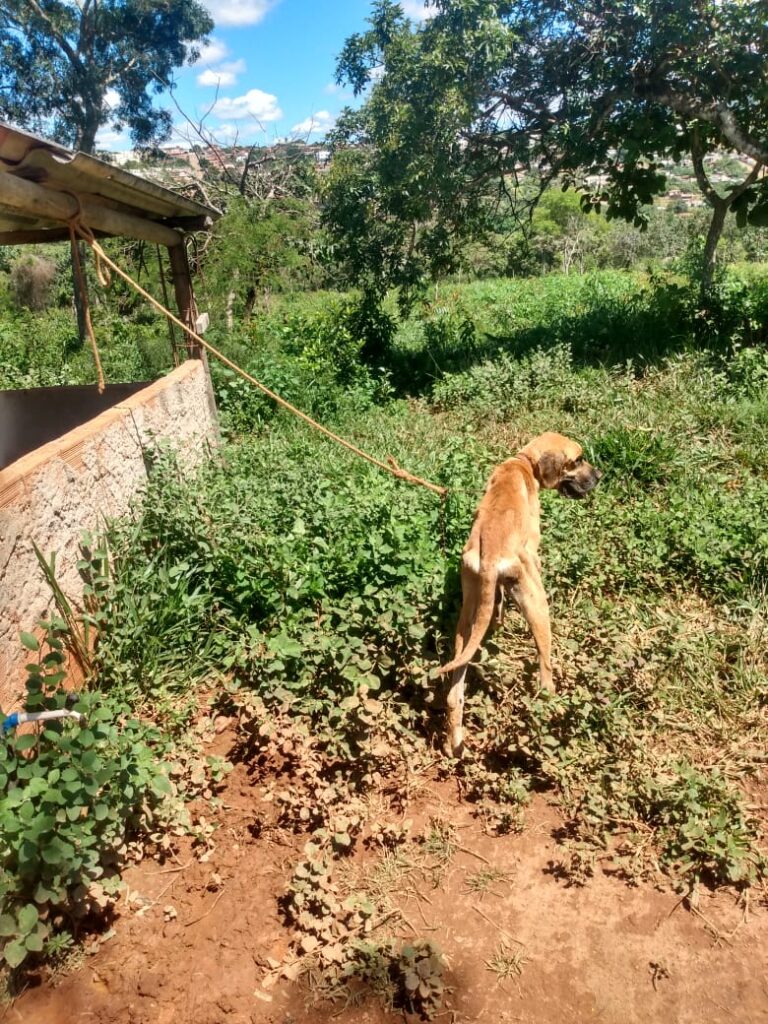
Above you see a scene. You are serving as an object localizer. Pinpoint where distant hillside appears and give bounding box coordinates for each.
[102,143,754,218]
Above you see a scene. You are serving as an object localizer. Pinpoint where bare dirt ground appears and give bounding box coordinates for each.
[7,723,768,1024]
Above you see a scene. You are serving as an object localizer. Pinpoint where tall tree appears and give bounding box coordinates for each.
[0,0,213,154]
[328,0,768,301]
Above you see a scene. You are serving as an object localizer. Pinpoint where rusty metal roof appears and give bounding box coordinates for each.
[0,121,219,238]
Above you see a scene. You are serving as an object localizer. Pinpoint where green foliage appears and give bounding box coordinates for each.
[0,0,213,152]
[726,345,768,397]
[394,941,446,1020]
[633,764,763,885]
[200,196,328,320]
[330,0,768,299]
[588,428,681,487]
[0,629,173,972]
[0,304,170,390]
[94,435,455,716]
[4,267,766,985]
[279,294,395,380]
[397,270,699,393]
[432,344,579,419]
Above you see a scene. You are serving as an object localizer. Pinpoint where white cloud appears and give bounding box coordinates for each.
[215,120,271,142]
[291,110,335,136]
[212,88,283,122]
[198,68,235,87]
[197,59,246,87]
[204,0,277,26]
[95,124,131,150]
[192,37,229,65]
[104,88,120,110]
[212,122,239,141]
[401,0,436,20]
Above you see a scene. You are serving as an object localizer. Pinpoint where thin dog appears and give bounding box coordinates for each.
[439,432,602,756]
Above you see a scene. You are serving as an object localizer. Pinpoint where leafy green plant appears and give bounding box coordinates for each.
[634,762,765,886]
[0,629,173,971]
[394,941,447,1020]
[588,427,682,487]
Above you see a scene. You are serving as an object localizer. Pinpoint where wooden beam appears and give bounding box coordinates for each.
[0,171,183,247]
[168,242,201,358]
[165,214,214,232]
[0,227,111,246]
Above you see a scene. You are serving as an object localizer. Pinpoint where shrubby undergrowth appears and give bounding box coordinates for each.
[0,627,174,971]
[2,266,767,981]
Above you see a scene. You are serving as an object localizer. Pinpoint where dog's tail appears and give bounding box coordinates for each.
[438,568,498,676]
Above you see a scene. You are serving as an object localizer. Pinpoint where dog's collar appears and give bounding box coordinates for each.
[515,451,536,475]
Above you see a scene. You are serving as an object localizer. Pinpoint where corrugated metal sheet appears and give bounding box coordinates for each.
[0,121,219,235]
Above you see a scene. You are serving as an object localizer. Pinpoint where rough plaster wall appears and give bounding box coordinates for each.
[0,360,218,709]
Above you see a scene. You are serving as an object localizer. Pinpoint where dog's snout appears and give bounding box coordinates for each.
[593,467,603,482]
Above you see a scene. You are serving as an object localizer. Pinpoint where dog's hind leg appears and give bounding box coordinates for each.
[444,664,468,757]
[444,594,473,756]
[493,583,506,628]
[511,556,554,692]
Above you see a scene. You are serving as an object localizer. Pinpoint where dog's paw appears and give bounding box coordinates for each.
[442,728,465,759]
[537,677,557,696]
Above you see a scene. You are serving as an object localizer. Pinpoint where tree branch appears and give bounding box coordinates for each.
[691,128,763,211]
[25,0,83,69]
[155,73,240,188]
[648,88,768,166]
[727,159,763,201]
[690,129,723,208]
[105,54,140,86]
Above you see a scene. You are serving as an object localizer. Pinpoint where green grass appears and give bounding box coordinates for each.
[2,266,767,982]
[88,279,767,888]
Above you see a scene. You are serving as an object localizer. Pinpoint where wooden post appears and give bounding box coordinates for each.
[155,245,179,366]
[167,241,201,359]
[166,239,220,441]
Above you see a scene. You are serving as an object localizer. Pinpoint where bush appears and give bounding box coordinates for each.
[9,256,58,311]
[0,631,173,971]
[431,343,579,417]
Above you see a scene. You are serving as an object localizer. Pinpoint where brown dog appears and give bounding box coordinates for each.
[440,432,602,756]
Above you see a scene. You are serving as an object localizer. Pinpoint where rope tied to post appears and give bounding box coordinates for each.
[70,220,449,500]
[64,192,107,394]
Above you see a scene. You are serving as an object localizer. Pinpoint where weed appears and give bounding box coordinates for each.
[485,940,528,982]
[394,941,447,1020]
[423,818,459,866]
[464,867,513,897]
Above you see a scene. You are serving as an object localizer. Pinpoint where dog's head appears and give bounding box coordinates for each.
[520,432,602,499]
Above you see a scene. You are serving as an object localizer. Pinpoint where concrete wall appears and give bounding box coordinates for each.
[0,360,218,709]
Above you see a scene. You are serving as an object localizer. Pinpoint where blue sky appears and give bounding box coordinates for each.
[98,0,432,151]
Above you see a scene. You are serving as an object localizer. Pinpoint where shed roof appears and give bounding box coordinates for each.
[0,121,219,241]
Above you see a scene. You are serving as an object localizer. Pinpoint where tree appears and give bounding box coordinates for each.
[328,0,768,301]
[0,0,213,154]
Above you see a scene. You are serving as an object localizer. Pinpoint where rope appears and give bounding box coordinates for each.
[71,221,449,499]
[65,196,106,394]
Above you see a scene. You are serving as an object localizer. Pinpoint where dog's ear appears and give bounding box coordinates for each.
[537,450,565,488]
